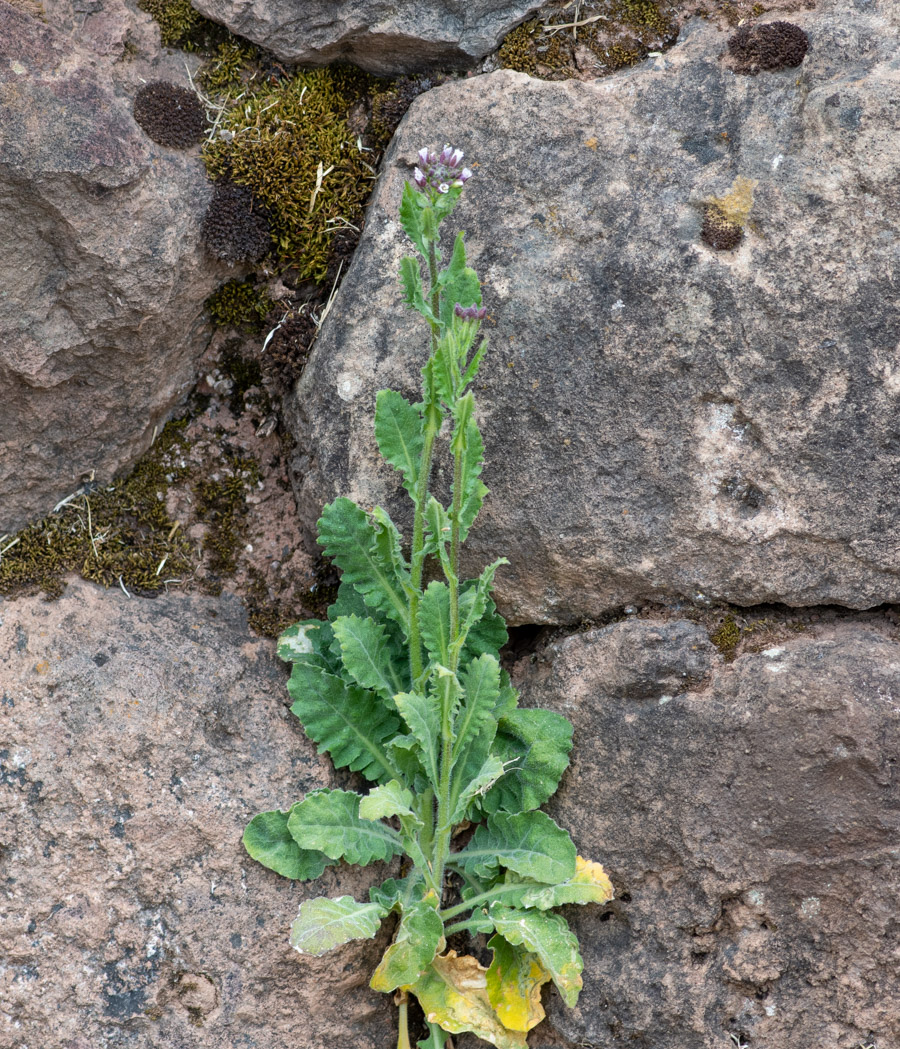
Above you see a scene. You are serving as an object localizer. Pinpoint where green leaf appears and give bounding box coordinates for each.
[463,595,508,660]
[331,614,402,702]
[394,691,440,791]
[419,581,451,668]
[485,935,550,1033]
[277,619,335,669]
[242,808,335,880]
[400,256,439,326]
[317,498,410,634]
[371,895,446,992]
[290,895,387,956]
[451,407,488,544]
[519,856,615,910]
[437,232,481,331]
[424,498,454,580]
[455,559,507,660]
[359,780,417,823]
[399,181,428,256]
[450,754,505,825]
[407,952,528,1049]
[457,810,577,884]
[460,335,488,392]
[375,390,425,502]
[480,709,573,815]
[287,661,401,783]
[370,872,427,912]
[287,789,404,866]
[417,1025,451,1049]
[488,906,583,1008]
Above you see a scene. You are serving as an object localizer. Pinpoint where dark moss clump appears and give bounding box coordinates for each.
[0,422,195,599]
[217,341,269,417]
[498,19,567,78]
[206,279,274,331]
[711,614,741,660]
[201,181,273,264]
[701,204,744,250]
[727,21,809,74]
[259,310,317,396]
[193,453,260,588]
[611,0,673,37]
[369,75,446,144]
[133,81,207,148]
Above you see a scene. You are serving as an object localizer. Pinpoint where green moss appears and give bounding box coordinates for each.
[498,20,542,75]
[611,0,672,36]
[196,39,258,97]
[193,452,260,587]
[201,66,379,281]
[206,279,274,332]
[710,614,741,661]
[0,422,195,599]
[137,0,227,50]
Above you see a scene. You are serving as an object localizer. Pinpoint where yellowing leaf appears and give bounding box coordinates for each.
[406,951,528,1049]
[520,855,615,910]
[485,935,550,1032]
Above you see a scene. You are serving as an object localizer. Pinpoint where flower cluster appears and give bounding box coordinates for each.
[413,145,472,195]
[453,303,487,322]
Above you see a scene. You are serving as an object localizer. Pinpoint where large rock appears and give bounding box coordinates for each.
[0,579,395,1048]
[522,618,900,1048]
[0,2,225,534]
[189,0,542,74]
[288,0,900,624]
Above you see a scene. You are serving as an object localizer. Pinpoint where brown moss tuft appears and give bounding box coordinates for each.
[133,81,206,148]
[201,181,273,264]
[727,20,809,74]
[701,204,744,250]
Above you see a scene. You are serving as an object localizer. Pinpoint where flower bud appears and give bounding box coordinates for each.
[454,303,487,322]
[411,144,473,196]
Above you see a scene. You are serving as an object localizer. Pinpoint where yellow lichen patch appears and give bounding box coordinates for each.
[708,175,756,227]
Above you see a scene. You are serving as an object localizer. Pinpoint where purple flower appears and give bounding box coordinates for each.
[454,303,487,322]
[412,145,472,195]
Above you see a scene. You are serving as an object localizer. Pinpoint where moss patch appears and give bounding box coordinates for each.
[206,279,274,332]
[201,65,385,281]
[193,451,259,590]
[710,614,741,660]
[0,422,195,599]
[137,0,229,50]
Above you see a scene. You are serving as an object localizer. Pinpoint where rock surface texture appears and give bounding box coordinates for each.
[0,580,395,1049]
[288,0,900,624]
[521,618,900,1049]
[188,0,543,74]
[0,2,225,534]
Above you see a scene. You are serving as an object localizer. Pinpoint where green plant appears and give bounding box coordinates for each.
[243,148,613,1048]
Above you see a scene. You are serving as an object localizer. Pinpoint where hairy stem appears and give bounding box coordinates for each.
[396,991,412,1049]
[439,882,537,922]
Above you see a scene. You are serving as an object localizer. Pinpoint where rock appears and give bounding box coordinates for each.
[287,0,900,624]
[188,0,543,74]
[0,2,226,535]
[520,617,900,1049]
[0,579,395,1047]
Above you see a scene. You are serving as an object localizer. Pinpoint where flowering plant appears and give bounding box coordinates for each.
[243,147,612,1048]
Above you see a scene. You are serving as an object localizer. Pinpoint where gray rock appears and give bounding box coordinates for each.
[0,4,226,534]
[188,0,542,74]
[287,0,900,624]
[525,618,900,1048]
[0,579,395,1047]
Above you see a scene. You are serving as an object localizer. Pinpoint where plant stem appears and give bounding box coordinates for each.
[396,991,412,1049]
[448,445,463,668]
[407,424,437,683]
[439,882,536,922]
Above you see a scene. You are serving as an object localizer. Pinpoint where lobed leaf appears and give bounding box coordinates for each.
[332,613,403,702]
[370,895,445,992]
[488,906,583,1008]
[447,653,501,819]
[400,256,439,326]
[456,810,577,885]
[485,935,550,1033]
[277,619,336,671]
[406,951,528,1049]
[287,788,404,866]
[369,872,427,913]
[452,409,488,544]
[519,856,615,911]
[437,232,481,331]
[317,498,410,634]
[394,691,441,792]
[290,895,387,956]
[399,181,428,257]
[455,559,507,661]
[375,390,425,502]
[479,709,573,815]
[287,661,401,783]
[242,808,335,881]
[359,780,418,823]
[419,581,452,668]
[463,595,508,660]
